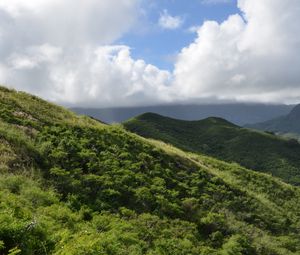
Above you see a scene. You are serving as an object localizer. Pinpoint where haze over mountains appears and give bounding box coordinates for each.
[248,104,300,135]
[72,103,294,126]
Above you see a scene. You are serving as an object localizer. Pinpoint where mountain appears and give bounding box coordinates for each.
[124,112,300,185]
[247,104,300,135]
[71,103,294,125]
[1,85,300,254]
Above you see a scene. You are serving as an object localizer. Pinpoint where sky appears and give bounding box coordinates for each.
[0,0,299,107]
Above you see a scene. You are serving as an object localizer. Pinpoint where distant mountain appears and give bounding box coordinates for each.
[247,104,300,135]
[71,103,294,125]
[124,112,300,185]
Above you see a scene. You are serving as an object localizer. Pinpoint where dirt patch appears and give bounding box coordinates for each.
[14,124,38,138]
[13,110,38,121]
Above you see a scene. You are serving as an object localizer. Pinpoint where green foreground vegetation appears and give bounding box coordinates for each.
[1,86,300,254]
[124,112,300,185]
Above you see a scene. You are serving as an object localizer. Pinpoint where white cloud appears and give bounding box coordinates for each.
[0,0,55,17]
[158,10,184,30]
[188,26,201,33]
[2,44,172,107]
[48,45,172,107]
[9,44,62,70]
[0,0,176,107]
[1,0,300,107]
[173,0,300,104]
[0,0,139,48]
[0,0,172,106]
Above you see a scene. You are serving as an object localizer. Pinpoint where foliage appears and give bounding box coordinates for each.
[0,86,300,254]
[124,112,300,185]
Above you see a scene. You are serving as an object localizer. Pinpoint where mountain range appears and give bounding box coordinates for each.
[1,85,300,254]
[247,104,300,136]
[71,103,294,126]
[123,113,300,185]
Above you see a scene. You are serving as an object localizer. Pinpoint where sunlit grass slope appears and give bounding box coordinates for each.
[1,86,300,254]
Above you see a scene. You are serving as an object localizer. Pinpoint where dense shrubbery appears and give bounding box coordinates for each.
[0,174,261,254]
[1,86,300,254]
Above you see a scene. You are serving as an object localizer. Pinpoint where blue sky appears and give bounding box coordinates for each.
[119,0,240,70]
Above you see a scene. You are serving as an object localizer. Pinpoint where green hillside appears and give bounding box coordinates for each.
[123,113,300,185]
[1,86,300,254]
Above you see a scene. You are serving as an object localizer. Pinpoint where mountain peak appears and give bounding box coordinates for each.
[202,116,237,127]
[136,112,164,120]
[287,104,300,119]
[136,112,237,127]
[248,103,300,134]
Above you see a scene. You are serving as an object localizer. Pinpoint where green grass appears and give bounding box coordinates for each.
[1,86,300,254]
[123,112,300,185]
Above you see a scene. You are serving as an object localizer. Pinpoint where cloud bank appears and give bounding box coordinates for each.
[0,0,300,106]
[173,0,300,103]
[0,0,169,106]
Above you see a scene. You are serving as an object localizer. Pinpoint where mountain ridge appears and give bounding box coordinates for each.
[71,103,294,125]
[247,104,300,135]
[124,112,300,185]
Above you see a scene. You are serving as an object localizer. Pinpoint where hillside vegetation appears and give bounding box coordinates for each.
[124,113,300,185]
[1,86,300,254]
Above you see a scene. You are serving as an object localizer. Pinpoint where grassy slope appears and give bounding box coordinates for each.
[1,86,300,254]
[123,112,300,185]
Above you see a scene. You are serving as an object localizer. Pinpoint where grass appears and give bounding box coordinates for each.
[1,86,300,254]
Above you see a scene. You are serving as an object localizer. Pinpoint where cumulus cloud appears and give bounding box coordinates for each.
[48,45,172,107]
[8,44,62,70]
[0,0,138,46]
[1,46,172,107]
[158,10,184,30]
[173,0,300,104]
[0,0,300,107]
[188,26,201,33]
[0,0,173,106]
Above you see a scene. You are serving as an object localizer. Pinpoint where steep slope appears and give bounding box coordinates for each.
[247,104,300,136]
[124,113,300,185]
[1,86,300,254]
